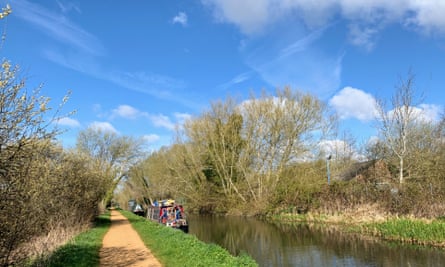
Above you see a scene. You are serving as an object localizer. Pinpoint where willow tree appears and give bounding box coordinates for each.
[239,88,331,203]
[177,88,333,211]
[76,127,145,205]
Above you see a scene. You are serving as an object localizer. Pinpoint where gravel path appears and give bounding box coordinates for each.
[99,210,162,267]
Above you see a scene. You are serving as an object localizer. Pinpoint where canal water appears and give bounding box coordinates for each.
[188,214,445,267]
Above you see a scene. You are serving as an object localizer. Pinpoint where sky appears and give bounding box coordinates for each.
[0,0,444,153]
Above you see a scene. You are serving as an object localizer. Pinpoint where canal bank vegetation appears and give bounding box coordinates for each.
[28,213,111,267]
[117,74,445,248]
[122,210,258,267]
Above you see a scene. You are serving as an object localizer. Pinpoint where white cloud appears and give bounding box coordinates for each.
[56,117,81,127]
[108,105,188,131]
[203,0,445,48]
[319,139,354,157]
[387,104,442,123]
[89,121,118,133]
[329,87,378,121]
[111,105,143,119]
[203,0,271,35]
[172,12,188,26]
[143,134,160,143]
[348,24,379,51]
[418,104,442,122]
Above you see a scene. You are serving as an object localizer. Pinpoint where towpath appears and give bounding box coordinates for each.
[99,209,162,267]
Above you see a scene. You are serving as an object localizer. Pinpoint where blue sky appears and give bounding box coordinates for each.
[1,0,444,152]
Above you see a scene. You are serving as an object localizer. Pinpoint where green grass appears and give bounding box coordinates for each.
[363,218,445,246]
[30,212,111,267]
[121,210,258,267]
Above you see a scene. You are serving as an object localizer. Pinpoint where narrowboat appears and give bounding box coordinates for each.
[146,199,189,233]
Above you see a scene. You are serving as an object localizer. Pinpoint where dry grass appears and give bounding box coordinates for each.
[11,222,90,264]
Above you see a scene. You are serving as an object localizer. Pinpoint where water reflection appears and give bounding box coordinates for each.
[188,214,445,267]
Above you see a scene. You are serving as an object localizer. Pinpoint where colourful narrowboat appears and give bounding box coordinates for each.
[146,199,189,233]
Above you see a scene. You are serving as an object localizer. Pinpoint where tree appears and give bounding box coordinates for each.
[238,88,331,203]
[375,71,421,184]
[173,88,333,212]
[75,126,145,205]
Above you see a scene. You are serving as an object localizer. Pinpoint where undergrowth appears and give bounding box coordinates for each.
[29,212,111,267]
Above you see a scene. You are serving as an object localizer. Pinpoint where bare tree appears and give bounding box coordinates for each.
[76,127,145,205]
[375,71,421,183]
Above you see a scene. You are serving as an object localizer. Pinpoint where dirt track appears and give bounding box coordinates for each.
[99,210,162,267]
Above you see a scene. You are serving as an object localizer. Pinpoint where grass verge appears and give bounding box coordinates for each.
[121,210,258,267]
[29,212,111,267]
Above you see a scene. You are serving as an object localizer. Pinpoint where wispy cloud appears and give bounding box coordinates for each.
[172,12,188,26]
[56,117,81,127]
[242,27,343,98]
[217,71,252,90]
[42,49,199,109]
[143,134,161,144]
[111,105,145,120]
[56,0,81,14]
[279,26,327,58]
[13,0,104,55]
[109,104,190,131]
[148,114,176,131]
[89,121,118,133]
[17,1,197,109]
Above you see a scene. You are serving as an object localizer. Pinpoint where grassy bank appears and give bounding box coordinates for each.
[121,210,258,267]
[268,211,445,248]
[361,218,445,247]
[29,212,111,267]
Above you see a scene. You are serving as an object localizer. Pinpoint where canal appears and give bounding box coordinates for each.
[188,214,445,267]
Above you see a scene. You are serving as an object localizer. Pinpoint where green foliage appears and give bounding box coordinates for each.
[121,211,258,267]
[364,218,445,245]
[29,213,111,267]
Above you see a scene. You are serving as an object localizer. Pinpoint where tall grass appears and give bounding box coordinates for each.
[363,218,445,246]
[29,212,111,267]
[121,211,258,267]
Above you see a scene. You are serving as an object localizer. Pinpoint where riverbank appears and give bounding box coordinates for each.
[121,210,258,267]
[268,206,445,249]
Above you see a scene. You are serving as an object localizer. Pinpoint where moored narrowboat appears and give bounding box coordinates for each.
[146,199,189,233]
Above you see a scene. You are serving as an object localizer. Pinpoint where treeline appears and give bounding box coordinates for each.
[121,79,445,219]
